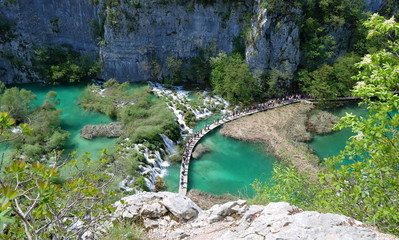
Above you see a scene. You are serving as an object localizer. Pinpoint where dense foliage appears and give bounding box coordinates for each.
[0,113,116,239]
[210,52,260,104]
[0,87,69,159]
[33,44,101,84]
[252,15,399,235]
[78,79,179,146]
[299,53,360,99]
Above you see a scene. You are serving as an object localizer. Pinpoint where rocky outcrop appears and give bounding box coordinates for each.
[105,192,394,240]
[191,143,211,159]
[100,1,247,82]
[113,192,201,222]
[0,0,301,85]
[245,4,300,79]
[187,189,238,210]
[80,122,123,139]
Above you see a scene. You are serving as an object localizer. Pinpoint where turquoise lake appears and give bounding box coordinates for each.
[3,83,117,161]
[165,115,274,197]
[1,83,366,197]
[309,102,367,160]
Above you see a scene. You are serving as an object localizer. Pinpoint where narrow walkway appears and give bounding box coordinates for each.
[178,98,309,195]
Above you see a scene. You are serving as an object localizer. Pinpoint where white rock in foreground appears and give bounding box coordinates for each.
[110,192,395,240]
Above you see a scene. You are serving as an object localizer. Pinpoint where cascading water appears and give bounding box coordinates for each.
[131,142,171,191]
[160,134,177,155]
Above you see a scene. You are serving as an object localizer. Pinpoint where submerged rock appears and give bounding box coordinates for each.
[307,110,340,135]
[192,144,212,159]
[80,122,123,139]
[101,192,393,240]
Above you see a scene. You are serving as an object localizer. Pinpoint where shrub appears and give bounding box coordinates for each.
[33,44,101,84]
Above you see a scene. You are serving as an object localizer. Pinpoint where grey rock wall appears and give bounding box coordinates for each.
[0,0,387,84]
[0,0,98,83]
[245,4,300,77]
[0,0,98,53]
[365,0,385,12]
[100,1,246,81]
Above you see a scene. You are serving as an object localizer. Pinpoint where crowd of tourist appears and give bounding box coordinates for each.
[179,94,306,189]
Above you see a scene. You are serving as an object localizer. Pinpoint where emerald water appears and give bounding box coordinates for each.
[165,115,275,197]
[165,103,367,197]
[2,82,367,197]
[309,102,367,160]
[3,83,117,160]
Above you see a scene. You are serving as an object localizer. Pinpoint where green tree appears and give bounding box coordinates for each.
[299,52,360,99]
[0,153,115,239]
[253,14,399,235]
[316,14,399,235]
[0,87,36,123]
[3,91,70,159]
[165,56,183,85]
[210,52,260,104]
[0,113,116,239]
[33,44,101,84]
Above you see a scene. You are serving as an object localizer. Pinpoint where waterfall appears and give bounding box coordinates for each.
[133,143,168,191]
[160,134,177,155]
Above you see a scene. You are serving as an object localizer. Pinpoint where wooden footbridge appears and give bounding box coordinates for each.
[178,99,311,195]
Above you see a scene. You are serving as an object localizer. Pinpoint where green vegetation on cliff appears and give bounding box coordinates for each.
[33,44,101,84]
[252,15,399,235]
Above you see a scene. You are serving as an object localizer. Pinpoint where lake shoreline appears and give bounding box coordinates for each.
[220,103,338,176]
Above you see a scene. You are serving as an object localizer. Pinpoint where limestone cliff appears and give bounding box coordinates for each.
[0,0,98,83]
[0,0,386,84]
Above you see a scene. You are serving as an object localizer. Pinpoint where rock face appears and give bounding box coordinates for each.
[0,0,98,83]
[101,1,245,82]
[113,192,201,222]
[109,192,391,240]
[0,0,300,84]
[245,5,300,80]
[80,122,123,139]
[0,0,387,84]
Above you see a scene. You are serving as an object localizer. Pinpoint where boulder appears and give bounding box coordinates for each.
[80,122,123,139]
[113,192,201,222]
[160,192,201,222]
